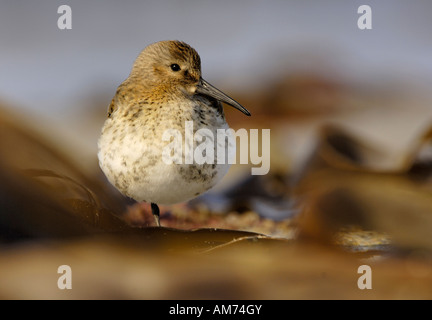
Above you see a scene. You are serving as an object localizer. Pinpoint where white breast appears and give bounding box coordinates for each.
[98,102,233,205]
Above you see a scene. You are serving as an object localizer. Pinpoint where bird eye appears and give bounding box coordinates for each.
[170,64,181,72]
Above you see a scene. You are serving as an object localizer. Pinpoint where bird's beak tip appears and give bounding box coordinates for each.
[196,78,251,117]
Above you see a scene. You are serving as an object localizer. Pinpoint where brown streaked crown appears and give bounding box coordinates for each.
[129,40,202,87]
[107,41,205,114]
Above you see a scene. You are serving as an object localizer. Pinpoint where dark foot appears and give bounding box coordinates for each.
[151,203,161,227]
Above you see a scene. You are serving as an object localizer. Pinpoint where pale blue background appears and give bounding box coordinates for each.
[1,0,431,114]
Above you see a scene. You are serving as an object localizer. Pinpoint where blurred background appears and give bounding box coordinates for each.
[1,0,432,299]
[1,0,432,172]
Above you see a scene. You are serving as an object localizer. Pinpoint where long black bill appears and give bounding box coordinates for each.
[196,78,251,116]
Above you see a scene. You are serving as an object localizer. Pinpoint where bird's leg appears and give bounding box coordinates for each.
[151,203,161,227]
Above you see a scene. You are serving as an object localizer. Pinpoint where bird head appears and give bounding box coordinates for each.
[130,40,250,116]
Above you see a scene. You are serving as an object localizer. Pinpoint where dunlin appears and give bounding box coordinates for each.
[98,40,250,226]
